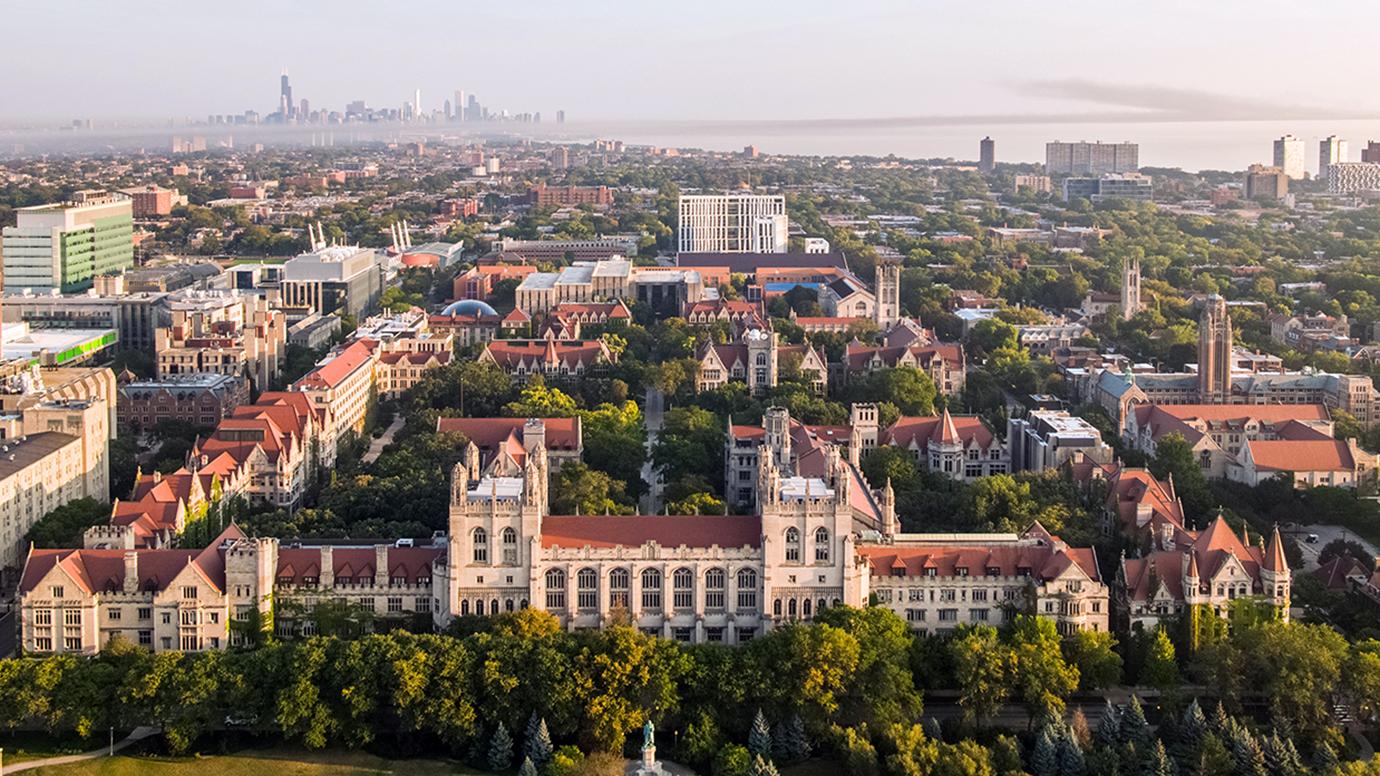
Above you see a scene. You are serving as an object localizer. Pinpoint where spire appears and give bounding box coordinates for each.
[1263,524,1287,572]
[937,407,960,445]
[1186,550,1199,580]
[1240,522,1250,548]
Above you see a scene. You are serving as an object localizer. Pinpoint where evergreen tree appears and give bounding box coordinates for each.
[923,717,943,740]
[1145,739,1173,776]
[1031,728,1060,776]
[489,723,514,772]
[1312,742,1339,773]
[1094,700,1121,750]
[771,721,789,763]
[525,711,541,745]
[1196,733,1234,776]
[1057,728,1087,776]
[750,753,782,776]
[1121,695,1151,750]
[1261,733,1296,776]
[1280,738,1305,776]
[779,715,810,762]
[1208,702,1231,734]
[1227,725,1265,776]
[1179,699,1207,747]
[748,709,773,758]
[525,716,553,766]
[517,756,538,776]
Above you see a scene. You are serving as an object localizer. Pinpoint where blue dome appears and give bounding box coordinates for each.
[442,299,499,317]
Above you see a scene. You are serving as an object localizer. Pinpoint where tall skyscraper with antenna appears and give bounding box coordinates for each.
[280,69,293,119]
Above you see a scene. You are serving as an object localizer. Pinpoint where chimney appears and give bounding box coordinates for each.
[123,551,139,594]
[375,545,389,587]
[319,546,334,588]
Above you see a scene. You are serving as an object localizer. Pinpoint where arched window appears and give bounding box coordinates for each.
[577,568,598,611]
[474,598,483,615]
[609,568,630,609]
[756,353,768,366]
[641,568,663,610]
[814,527,830,562]
[773,598,782,617]
[736,569,758,611]
[787,598,798,619]
[705,568,726,611]
[785,528,800,562]
[817,598,827,615]
[505,599,515,612]
[673,567,694,610]
[489,599,499,615]
[501,527,518,565]
[803,598,813,619]
[545,569,566,611]
[472,528,488,563]
[460,599,470,616]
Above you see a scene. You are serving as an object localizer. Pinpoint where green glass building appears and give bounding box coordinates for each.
[2,191,134,293]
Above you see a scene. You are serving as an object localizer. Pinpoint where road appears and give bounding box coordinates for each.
[640,388,665,515]
[361,415,404,466]
[1286,523,1380,571]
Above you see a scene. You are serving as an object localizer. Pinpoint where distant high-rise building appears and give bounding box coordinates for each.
[1363,141,1380,163]
[550,147,569,170]
[1327,162,1380,194]
[1044,141,1138,174]
[467,94,480,122]
[1319,135,1348,180]
[443,99,452,119]
[280,70,292,119]
[677,194,788,254]
[1198,295,1233,403]
[299,98,309,120]
[556,110,566,124]
[1244,164,1289,201]
[1273,134,1305,180]
[2,191,134,293]
[978,137,995,174]
[413,89,422,118]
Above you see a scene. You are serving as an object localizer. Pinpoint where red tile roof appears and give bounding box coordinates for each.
[294,339,378,391]
[1247,439,1356,472]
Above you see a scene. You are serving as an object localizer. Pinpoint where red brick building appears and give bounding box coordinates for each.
[527,183,613,207]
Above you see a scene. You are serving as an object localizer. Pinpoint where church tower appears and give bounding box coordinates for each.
[1198,294,1233,403]
[1120,255,1141,321]
[874,261,901,329]
[744,328,778,396]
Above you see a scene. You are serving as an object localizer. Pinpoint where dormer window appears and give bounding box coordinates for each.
[924,568,937,578]
[986,566,1001,577]
[956,567,969,577]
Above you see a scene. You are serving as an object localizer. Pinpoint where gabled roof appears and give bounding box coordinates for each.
[294,339,378,391]
[1246,439,1356,473]
[884,414,996,450]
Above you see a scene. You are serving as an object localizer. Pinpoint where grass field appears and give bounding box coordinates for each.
[0,731,115,765]
[22,745,482,775]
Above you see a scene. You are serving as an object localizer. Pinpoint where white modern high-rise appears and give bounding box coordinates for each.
[1320,135,1348,180]
[677,194,788,254]
[1273,134,1306,180]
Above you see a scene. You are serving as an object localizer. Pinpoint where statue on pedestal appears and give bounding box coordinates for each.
[636,719,663,775]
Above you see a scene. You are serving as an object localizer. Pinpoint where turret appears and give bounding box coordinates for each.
[880,477,898,538]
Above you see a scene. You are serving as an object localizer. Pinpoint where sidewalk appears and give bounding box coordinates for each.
[5,727,159,773]
[361,415,404,466]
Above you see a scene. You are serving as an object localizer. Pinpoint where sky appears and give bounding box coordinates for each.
[4,0,1380,125]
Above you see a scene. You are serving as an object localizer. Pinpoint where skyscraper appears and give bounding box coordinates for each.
[279,70,293,119]
[1273,134,1305,180]
[1363,141,1380,163]
[1320,135,1348,180]
[978,137,995,174]
[413,89,422,118]
[1198,294,1233,404]
[557,110,566,124]
[1044,141,1138,174]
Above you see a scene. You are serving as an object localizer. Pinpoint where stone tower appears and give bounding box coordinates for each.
[763,406,792,473]
[744,328,778,396]
[1121,255,1141,321]
[1198,294,1233,403]
[848,403,880,465]
[874,261,901,329]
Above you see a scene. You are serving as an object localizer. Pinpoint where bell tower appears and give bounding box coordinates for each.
[875,261,900,329]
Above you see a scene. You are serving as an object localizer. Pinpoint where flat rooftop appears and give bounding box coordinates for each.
[1,323,118,366]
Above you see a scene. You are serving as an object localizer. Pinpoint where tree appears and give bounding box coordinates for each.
[1056,728,1086,776]
[750,753,781,776]
[951,625,1010,729]
[525,714,554,766]
[652,407,726,495]
[749,709,773,757]
[1144,739,1172,776]
[1347,640,1380,723]
[1148,432,1213,519]
[845,367,937,416]
[1062,629,1123,691]
[518,756,538,776]
[839,726,879,776]
[1006,616,1080,723]
[1119,695,1151,750]
[1196,733,1234,776]
[667,492,725,515]
[580,401,647,498]
[24,498,110,549]
[776,715,810,763]
[549,462,633,515]
[1141,630,1179,693]
[504,383,578,417]
[1030,729,1058,776]
[1236,620,1349,739]
[490,723,515,771]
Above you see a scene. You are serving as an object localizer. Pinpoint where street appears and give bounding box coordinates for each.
[1286,523,1379,571]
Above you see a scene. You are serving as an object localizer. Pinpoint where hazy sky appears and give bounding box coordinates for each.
[5,0,1380,123]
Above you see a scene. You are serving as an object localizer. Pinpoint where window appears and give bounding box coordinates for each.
[785,528,800,562]
[787,598,798,619]
[34,609,51,626]
[641,568,662,610]
[419,597,432,613]
[736,568,758,611]
[474,524,491,560]
[814,527,830,562]
[938,609,958,622]
[609,568,630,609]
[108,608,122,621]
[182,586,197,600]
[50,586,64,599]
[970,608,989,622]
[461,599,470,616]
[577,568,598,611]
[545,569,567,610]
[65,637,83,651]
[138,631,152,646]
[161,612,172,625]
[802,598,813,618]
[706,627,725,643]
[64,610,82,627]
[387,597,403,613]
[705,568,726,611]
[180,634,200,651]
[180,610,198,626]
[501,528,518,565]
[673,568,694,611]
[34,637,53,651]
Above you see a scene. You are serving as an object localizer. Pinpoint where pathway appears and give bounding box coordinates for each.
[362,415,404,466]
[4,726,159,773]
[640,388,666,515]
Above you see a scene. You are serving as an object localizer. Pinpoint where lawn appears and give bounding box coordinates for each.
[0,731,117,765]
[22,745,481,775]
